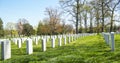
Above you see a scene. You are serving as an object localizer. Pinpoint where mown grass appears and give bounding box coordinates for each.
[1,34,120,63]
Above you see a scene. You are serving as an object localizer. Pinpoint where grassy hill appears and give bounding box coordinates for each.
[1,34,120,63]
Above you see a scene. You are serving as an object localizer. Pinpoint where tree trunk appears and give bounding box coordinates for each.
[110,11,114,32]
[79,14,82,33]
[90,11,93,33]
[101,0,104,32]
[76,0,79,34]
[96,10,100,34]
[109,0,120,32]
[84,11,87,33]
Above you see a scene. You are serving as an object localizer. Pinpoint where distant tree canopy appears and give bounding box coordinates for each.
[22,23,35,36]
[37,20,73,35]
[45,8,62,34]
[5,22,17,37]
[0,18,4,37]
[37,21,50,35]
[37,8,74,35]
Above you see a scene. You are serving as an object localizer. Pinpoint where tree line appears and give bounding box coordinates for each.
[59,0,120,34]
[0,7,75,38]
[0,0,120,38]
[0,14,74,38]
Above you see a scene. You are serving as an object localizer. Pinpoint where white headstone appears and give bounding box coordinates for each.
[107,34,110,45]
[17,39,21,48]
[64,36,66,45]
[13,38,17,45]
[21,38,25,43]
[37,36,40,40]
[47,36,50,42]
[111,32,115,51]
[32,37,36,42]
[45,36,48,42]
[42,38,46,52]
[1,40,11,60]
[51,37,55,48]
[35,37,38,45]
[73,35,75,41]
[71,36,73,42]
[26,38,33,54]
[68,36,70,43]
[58,37,62,46]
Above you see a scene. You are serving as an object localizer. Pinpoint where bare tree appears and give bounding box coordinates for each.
[106,0,120,32]
[6,22,16,37]
[90,0,101,34]
[16,18,28,37]
[100,0,111,32]
[82,2,91,33]
[89,6,94,33]
[45,8,62,35]
[64,24,73,33]
[90,0,111,32]
[59,0,85,34]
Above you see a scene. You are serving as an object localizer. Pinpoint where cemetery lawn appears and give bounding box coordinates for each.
[1,34,120,63]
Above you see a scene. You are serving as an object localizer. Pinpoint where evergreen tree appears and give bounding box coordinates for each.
[0,18,4,38]
[37,22,43,35]
[22,23,34,36]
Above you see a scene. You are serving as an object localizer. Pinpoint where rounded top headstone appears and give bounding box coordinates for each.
[111,32,114,34]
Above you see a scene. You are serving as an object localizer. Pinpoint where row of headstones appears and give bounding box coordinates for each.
[102,32,115,51]
[10,33,95,48]
[0,33,96,60]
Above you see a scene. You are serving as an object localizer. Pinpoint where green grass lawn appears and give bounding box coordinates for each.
[1,34,120,63]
